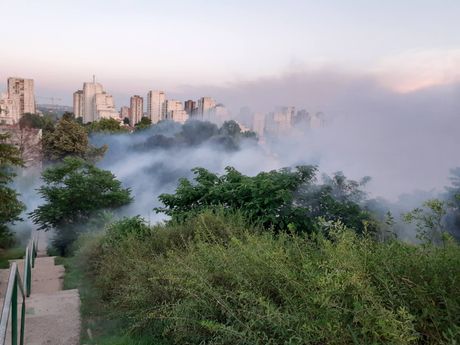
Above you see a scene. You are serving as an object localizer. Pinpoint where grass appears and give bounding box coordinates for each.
[0,247,24,268]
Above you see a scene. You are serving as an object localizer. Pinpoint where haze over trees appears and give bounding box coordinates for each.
[0,133,25,247]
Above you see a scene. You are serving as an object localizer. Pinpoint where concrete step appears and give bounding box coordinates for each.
[24,289,80,345]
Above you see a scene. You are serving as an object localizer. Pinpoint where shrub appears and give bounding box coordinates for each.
[79,211,460,344]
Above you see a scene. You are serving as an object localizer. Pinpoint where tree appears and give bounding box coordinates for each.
[155,166,375,234]
[87,118,128,133]
[155,165,317,230]
[42,115,107,163]
[403,199,447,244]
[135,117,152,131]
[0,133,25,248]
[18,113,54,130]
[30,157,132,255]
[445,167,460,238]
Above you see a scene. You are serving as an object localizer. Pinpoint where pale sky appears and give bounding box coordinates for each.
[1,0,460,105]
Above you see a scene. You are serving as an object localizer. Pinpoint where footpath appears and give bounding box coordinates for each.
[0,231,80,345]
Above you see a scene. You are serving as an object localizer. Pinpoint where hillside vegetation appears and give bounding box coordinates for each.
[74,210,460,344]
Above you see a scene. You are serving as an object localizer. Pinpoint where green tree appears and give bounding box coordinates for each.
[135,116,152,131]
[403,198,447,244]
[155,166,317,230]
[18,113,54,130]
[87,118,128,133]
[30,157,132,255]
[42,115,107,163]
[156,166,375,234]
[0,133,25,248]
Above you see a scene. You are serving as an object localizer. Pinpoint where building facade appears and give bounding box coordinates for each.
[73,79,119,123]
[196,97,216,119]
[184,100,196,115]
[130,95,144,125]
[7,77,36,115]
[73,90,84,118]
[0,93,19,125]
[146,90,165,124]
[164,99,188,123]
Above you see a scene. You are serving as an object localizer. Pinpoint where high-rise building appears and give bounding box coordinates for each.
[146,90,165,124]
[196,97,216,120]
[120,106,130,120]
[0,93,19,125]
[252,112,266,139]
[265,106,295,135]
[74,78,119,123]
[7,77,36,115]
[130,95,144,125]
[184,100,196,115]
[164,99,188,123]
[73,90,84,117]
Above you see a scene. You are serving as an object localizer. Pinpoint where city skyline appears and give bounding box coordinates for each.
[1,1,460,107]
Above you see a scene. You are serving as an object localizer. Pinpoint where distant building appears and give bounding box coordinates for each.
[196,97,216,120]
[73,90,84,118]
[0,93,19,125]
[120,106,130,120]
[73,78,119,123]
[165,100,189,124]
[265,106,295,135]
[7,77,36,115]
[252,112,266,139]
[184,100,196,115]
[310,112,325,129]
[146,90,165,124]
[212,103,230,125]
[130,95,144,125]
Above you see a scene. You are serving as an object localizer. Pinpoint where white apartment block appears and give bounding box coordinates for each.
[7,77,36,115]
[73,80,119,123]
[164,100,188,123]
[147,90,165,124]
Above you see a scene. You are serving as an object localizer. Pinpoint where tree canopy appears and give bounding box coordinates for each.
[155,166,375,234]
[0,133,25,247]
[42,115,107,163]
[30,157,132,254]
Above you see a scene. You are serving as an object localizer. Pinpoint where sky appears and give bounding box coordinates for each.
[1,0,460,106]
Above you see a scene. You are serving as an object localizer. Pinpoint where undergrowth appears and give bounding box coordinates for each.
[70,210,460,344]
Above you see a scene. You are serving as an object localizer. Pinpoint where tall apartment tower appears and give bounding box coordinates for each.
[130,95,144,125]
[196,97,216,120]
[73,78,119,123]
[73,90,84,117]
[146,90,165,124]
[7,77,36,115]
[164,100,188,124]
[184,100,196,115]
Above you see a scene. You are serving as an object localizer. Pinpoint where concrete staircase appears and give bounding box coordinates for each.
[0,232,80,345]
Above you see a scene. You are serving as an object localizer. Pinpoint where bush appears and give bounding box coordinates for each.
[78,211,460,344]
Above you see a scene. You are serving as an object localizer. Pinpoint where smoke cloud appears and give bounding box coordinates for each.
[89,70,460,223]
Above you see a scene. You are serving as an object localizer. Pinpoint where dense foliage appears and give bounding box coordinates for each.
[0,133,25,248]
[77,211,460,344]
[31,157,132,255]
[86,118,129,134]
[18,112,54,130]
[131,120,257,152]
[42,113,107,163]
[156,166,375,234]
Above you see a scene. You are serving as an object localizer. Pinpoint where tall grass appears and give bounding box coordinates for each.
[76,210,460,344]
